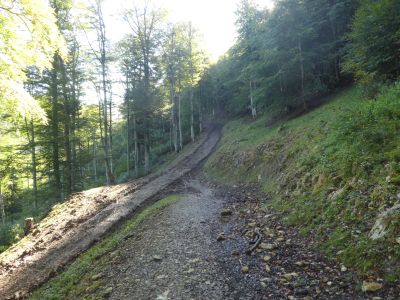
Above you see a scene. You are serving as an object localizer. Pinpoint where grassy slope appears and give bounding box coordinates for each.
[205,85,400,282]
[30,194,183,300]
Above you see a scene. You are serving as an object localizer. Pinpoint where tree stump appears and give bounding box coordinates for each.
[24,218,34,236]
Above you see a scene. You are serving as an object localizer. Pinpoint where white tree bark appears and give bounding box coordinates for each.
[250,80,257,118]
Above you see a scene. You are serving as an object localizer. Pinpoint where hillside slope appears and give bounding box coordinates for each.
[205,85,400,283]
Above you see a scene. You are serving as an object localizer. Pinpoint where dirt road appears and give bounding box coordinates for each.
[101,178,262,300]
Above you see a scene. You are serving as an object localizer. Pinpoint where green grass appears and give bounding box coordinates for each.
[205,83,400,281]
[30,194,183,300]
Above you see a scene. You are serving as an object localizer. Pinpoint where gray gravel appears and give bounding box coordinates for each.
[104,178,262,300]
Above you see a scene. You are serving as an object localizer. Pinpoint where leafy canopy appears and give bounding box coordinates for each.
[344,0,400,84]
[0,0,67,121]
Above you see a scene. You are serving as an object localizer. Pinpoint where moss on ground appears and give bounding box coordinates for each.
[30,194,183,300]
[205,84,400,281]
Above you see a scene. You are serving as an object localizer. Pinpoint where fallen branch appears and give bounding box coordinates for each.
[246,228,262,254]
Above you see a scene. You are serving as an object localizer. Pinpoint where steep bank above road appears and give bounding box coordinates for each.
[0,125,221,300]
[205,86,400,284]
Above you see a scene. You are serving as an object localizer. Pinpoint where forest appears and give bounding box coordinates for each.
[0,0,400,282]
[0,0,212,249]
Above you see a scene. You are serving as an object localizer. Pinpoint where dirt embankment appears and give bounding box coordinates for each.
[0,125,221,300]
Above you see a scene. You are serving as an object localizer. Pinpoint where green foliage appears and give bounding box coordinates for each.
[200,0,357,116]
[335,82,400,168]
[344,0,400,85]
[30,194,183,300]
[0,223,23,248]
[0,0,66,121]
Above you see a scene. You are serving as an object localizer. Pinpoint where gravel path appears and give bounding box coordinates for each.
[103,178,263,300]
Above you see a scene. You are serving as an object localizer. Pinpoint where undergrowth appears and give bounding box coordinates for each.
[30,194,183,300]
[205,83,400,282]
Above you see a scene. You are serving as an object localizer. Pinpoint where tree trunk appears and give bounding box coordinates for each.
[250,80,257,118]
[143,46,151,174]
[328,16,340,82]
[0,188,5,225]
[170,83,178,152]
[71,50,79,190]
[198,84,203,133]
[198,98,203,134]
[126,102,130,176]
[178,94,183,150]
[133,112,139,177]
[144,126,150,175]
[101,66,114,184]
[60,164,64,201]
[50,58,61,199]
[298,37,307,111]
[188,24,195,142]
[109,85,113,172]
[98,1,115,185]
[277,62,284,93]
[30,118,37,209]
[92,136,97,181]
[190,89,195,142]
[59,59,72,196]
[71,112,77,190]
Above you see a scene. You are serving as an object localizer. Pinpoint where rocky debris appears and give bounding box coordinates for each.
[241,265,249,273]
[231,249,239,256]
[211,181,400,300]
[262,255,271,262]
[328,187,346,201]
[362,281,383,292]
[216,232,225,241]
[264,264,271,272]
[369,203,400,240]
[294,261,305,267]
[282,272,298,281]
[91,273,103,281]
[258,242,276,250]
[152,255,163,262]
[220,208,232,216]
[103,287,113,296]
